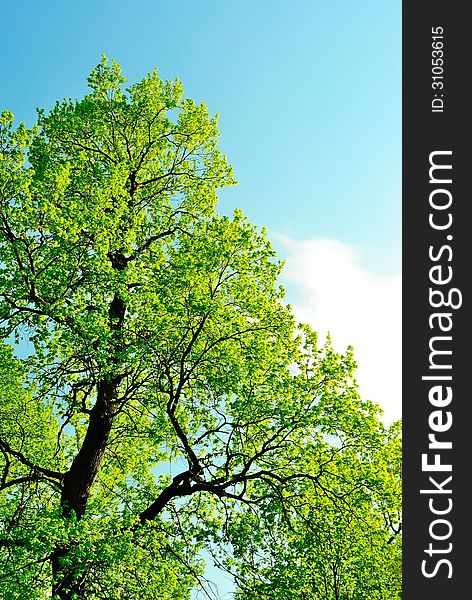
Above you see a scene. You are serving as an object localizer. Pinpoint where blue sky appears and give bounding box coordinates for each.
[1,0,400,273]
[1,1,401,596]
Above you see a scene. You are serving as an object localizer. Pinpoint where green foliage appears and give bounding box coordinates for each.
[0,58,401,599]
[225,422,402,599]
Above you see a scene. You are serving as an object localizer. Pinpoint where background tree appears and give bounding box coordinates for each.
[0,58,401,599]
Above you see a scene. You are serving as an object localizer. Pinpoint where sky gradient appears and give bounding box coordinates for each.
[1,2,401,596]
[1,0,400,272]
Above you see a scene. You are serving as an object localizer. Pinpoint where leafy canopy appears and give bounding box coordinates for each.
[0,58,401,599]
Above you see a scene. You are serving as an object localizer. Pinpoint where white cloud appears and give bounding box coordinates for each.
[277,235,401,423]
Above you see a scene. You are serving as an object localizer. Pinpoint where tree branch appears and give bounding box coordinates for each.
[0,439,63,480]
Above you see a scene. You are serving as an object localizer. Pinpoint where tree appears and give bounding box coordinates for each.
[0,58,401,599]
[222,421,402,599]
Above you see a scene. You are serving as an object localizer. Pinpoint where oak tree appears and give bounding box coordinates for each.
[0,59,401,599]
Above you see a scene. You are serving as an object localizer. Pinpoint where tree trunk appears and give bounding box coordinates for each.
[51,380,116,597]
[51,291,126,597]
[51,545,86,600]
[61,381,114,518]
